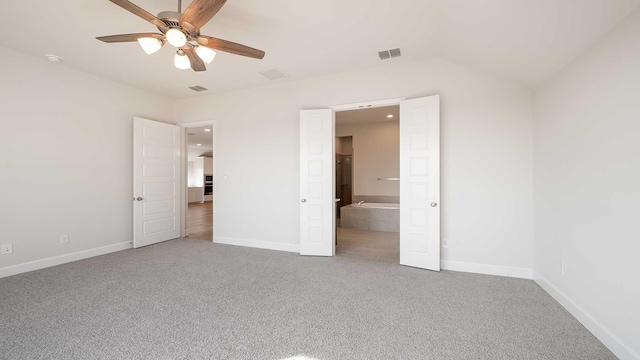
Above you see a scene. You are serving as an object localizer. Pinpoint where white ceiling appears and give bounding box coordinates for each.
[336,105,399,126]
[187,125,213,160]
[1,0,638,98]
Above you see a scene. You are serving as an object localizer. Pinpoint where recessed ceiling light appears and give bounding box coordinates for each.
[387,114,394,118]
[197,144,202,146]
[46,54,63,63]
[204,129,211,132]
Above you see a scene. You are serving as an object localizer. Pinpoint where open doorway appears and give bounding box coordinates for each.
[184,124,214,241]
[300,95,439,270]
[334,105,400,263]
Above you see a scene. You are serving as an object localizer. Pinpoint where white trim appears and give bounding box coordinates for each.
[441,260,533,279]
[180,126,187,237]
[330,97,406,112]
[178,120,216,128]
[215,236,300,253]
[0,241,132,279]
[534,272,639,360]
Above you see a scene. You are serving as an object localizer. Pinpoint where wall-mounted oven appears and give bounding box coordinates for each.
[204,175,213,196]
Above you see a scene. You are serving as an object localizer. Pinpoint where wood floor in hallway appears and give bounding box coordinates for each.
[187,202,213,241]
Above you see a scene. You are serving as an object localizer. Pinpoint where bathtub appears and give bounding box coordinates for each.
[340,203,400,232]
[355,203,400,210]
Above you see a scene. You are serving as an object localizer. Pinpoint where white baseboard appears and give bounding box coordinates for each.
[214,236,300,253]
[441,260,533,279]
[534,272,639,360]
[0,241,132,279]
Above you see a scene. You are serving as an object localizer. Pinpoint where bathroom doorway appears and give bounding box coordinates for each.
[334,106,400,263]
[301,95,440,270]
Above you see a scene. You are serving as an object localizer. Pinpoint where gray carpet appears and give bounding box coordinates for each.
[0,239,614,360]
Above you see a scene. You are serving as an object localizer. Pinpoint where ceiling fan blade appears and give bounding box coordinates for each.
[197,35,265,59]
[183,46,207,72]
[109,0,168,30]
[96,33,165,43]
[180,0,227,32]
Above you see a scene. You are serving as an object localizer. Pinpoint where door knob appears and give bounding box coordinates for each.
[301,199,307,203]
[430,202,438,207]
[136,197,144,201]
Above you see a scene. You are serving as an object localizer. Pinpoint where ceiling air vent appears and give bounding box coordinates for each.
[189,85,208,92]
[259,68,289,80]
[378,48,402,60]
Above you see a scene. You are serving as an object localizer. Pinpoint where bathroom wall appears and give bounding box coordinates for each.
[336,120,399,197]
[336,137,353,155]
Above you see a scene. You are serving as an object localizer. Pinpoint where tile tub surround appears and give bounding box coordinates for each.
[341,203,400,232]
[352,195,400,204]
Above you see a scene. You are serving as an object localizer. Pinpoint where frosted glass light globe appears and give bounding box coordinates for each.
[166,28,187,47]
[195,45,216,64]
[137,37,163,55]
[174,50,191,70]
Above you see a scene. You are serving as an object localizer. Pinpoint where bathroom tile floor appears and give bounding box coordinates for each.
[336,226,399,263]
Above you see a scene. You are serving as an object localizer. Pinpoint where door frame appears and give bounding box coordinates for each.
[330,98,406,112]
[179,120,216,241]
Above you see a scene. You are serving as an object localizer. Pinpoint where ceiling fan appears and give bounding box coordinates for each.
[97,0,265,71]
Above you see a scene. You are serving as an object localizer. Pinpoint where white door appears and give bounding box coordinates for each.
[299,109,335,256]
[133,117,182,248]
[399,96,440,270]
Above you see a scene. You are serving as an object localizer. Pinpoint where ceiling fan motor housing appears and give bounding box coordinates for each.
[157,11,181,25]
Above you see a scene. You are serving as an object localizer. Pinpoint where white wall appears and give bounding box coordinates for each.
[0,46,174,270]
[336,121,399,197]
[188,158,204,187]
[533,9,640,359]
[173,58,534,272]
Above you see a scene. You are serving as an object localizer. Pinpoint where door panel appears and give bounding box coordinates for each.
[300,109,334,256]
[400,96,440,270]
[134,117,182,248]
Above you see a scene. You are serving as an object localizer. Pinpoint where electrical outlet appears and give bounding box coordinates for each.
[1,243,13,255]
[60,235,69,244]
[442,238,449,248]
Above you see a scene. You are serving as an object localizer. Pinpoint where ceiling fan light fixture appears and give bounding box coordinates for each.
[195,45,216,64]
[137,37,164,55]
[166,28,187,47]
[97,0,266,72]
[174,50,191,70]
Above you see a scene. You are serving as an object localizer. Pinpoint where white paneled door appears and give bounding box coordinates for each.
[399,96,441,271]
[133,117,182,248]
[300,109,335,256]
